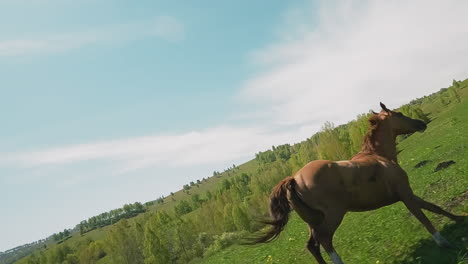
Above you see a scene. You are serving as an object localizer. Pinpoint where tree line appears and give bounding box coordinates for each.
[78,202,145,235]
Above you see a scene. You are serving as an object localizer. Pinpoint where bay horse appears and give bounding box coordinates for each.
[252,103,465,264]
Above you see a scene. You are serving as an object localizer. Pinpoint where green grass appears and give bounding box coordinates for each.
[197,96,468,263]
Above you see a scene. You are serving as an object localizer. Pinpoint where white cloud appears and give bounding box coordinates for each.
[0,17,185,57]
[240,0,468,127]
[0,125,314,175]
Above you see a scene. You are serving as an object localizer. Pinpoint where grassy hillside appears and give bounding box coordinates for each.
[9,78,468,264]
[198,85,468,264]
[1,160,258,264]
[6,158,261,264]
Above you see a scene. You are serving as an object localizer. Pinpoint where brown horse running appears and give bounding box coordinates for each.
[252,103,466,264]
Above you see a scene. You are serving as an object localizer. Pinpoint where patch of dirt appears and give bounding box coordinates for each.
[434,160,456,172]
[414,160,430,168]
[445,190,468,209]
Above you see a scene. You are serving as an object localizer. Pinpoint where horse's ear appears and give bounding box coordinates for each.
[380,102,390,112]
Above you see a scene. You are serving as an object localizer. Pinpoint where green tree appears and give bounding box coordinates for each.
[222,203,236,231]
[79,222,85,235]
[143,228,166,264]
[47,244,74,264]
[232,205,251,231]
[174,200,193,216]
[316,122,350,160]
[123,204,133,217]
[79,241,106,264]
[220,179,231,192]
[106,219,144,264]
[143,212,172,264]
[191,194,202,208]
[65,253,79,264]
[156,197,164,204]
[296,138,318,166]
[133,202,144,212]
[206,191,213,200]
[348,114,371,153]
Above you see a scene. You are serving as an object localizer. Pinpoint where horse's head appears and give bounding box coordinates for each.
[373,102,427,135]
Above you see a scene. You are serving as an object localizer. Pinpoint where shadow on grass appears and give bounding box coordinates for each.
[398,220,468,264]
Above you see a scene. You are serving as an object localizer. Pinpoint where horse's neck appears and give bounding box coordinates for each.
[372,124,397,161]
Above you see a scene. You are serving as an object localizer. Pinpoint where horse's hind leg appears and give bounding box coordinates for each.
[315,210,346,264]
[399,191,455,248]
[415,196,466,223]
[306,226,326,264]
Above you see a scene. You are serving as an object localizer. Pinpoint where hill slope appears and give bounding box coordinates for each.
[198,85,468,264]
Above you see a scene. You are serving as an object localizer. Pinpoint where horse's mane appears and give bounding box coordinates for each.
[359,115,381,154]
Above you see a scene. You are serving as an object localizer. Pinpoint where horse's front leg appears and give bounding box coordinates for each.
[398,188,455,249]
[414,196,466,223]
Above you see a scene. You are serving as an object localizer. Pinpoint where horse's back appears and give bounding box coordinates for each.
[294,157,402,212]
[295,159,381,188]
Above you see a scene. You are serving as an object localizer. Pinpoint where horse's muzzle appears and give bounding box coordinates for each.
[417,121,427,132]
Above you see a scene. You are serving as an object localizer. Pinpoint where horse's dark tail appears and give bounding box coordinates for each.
[245,176,296,244]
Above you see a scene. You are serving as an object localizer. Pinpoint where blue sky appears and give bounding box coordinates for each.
[1,0,467,252]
